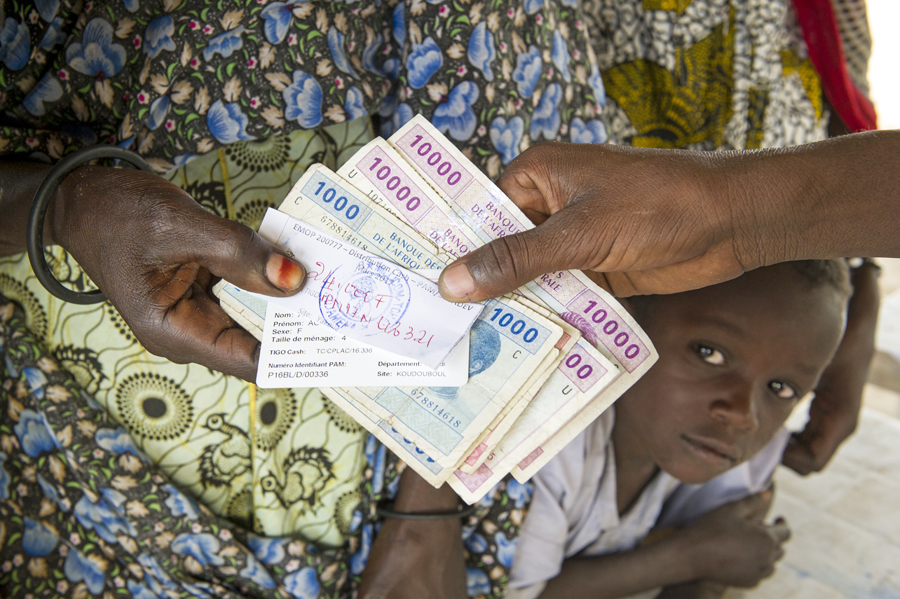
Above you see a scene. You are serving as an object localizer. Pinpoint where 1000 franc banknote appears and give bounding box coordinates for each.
[217,165,566,486]
[345,294,563,470]
[339,136,635,480]
[385,118,659,474]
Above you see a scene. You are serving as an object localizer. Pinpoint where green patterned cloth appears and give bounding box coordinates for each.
[1,119,377,546]
[0,291,530,598]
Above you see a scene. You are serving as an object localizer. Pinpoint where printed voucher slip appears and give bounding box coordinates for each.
[256,271,470,388]
[255,208,483,371]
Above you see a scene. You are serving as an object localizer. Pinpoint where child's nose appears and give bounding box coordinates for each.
[709,376,760,432]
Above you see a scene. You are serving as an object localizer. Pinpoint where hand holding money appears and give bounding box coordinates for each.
[436,141,756,300]
[216,119,659,505]
[34,165,306,382]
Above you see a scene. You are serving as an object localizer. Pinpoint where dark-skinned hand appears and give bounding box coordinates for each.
[683,490,790,589]
[48,166,305,381]
[437,132,900,303]
[438,142,767,302]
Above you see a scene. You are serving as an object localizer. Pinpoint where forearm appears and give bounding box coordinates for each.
[537,533,700,599]
[358,469,467,599]
[813,262,880,416]
[717,130,900,267]
[0,161,56,256]
[842,262,881,367]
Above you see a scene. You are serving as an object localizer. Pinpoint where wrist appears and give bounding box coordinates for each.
[708,148,810,271]
[664,527,712,582]
[393,468,460,512]
[47,165,108,251]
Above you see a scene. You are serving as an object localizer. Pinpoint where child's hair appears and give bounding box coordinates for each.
[629,259,852,320]
[783,259,853,298]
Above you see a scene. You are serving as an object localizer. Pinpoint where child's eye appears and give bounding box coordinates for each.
[768,381,797,399]
[696,345,725,366]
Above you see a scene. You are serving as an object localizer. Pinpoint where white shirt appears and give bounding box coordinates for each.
[507,407,789,598]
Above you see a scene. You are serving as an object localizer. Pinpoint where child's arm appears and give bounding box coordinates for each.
[358,469,467,599]
[535,491,788,599]
[782,260,880,474]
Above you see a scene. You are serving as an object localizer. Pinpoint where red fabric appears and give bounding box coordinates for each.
[793,0,878,131]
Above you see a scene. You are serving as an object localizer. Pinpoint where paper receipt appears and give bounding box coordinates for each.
[256,270,470,388]
[256,208,483,369]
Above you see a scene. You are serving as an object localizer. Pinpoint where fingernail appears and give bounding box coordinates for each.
[267,253,305,291]
[441,263,475,301]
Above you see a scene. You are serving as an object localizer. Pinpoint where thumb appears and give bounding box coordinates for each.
[736,488,774,521]
[191,212,306,296]
[438,206,596,302]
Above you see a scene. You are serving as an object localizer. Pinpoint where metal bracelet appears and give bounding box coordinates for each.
[26,145,153,304]
[376,501,477,520]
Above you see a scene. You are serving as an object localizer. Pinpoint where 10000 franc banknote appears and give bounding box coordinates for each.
[217,165,565,486]
[388,116,657,382]
[449,339,618,502]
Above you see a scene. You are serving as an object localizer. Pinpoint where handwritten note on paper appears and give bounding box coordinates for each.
[256,271,470,388]
[255,209,483,370]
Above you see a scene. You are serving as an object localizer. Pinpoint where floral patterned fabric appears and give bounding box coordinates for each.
[0,294,530,598]
[0,119,381,550]
[0,0,608,176]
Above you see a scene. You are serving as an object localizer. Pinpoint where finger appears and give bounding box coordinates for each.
[438,203,609,302]
[140,280,260,381]
[770,517,791,545]
[736,490,774,520]
[186,210,306,297]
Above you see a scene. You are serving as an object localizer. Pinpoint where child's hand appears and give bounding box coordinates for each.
[684,490,790,588]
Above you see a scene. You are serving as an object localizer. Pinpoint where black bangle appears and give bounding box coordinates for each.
[376,500,477,520]
[27,145,153,305]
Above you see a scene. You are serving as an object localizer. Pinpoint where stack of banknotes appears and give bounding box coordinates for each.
[214,116,658,503]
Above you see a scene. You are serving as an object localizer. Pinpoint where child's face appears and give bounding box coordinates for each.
[615,266,848,485]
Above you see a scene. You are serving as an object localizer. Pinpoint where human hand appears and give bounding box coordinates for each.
[783,263,879,474]
[683,490,789,588]
[358,469,467,599]
[49,166,305,381]
[438,142,769,301]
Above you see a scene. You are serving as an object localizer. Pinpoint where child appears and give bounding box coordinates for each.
[505,260,852,599]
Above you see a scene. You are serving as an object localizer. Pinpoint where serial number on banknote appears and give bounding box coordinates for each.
[410,389,463,428]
